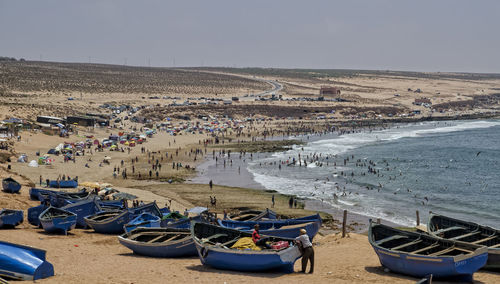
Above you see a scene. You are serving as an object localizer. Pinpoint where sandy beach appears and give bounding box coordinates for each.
[1,61,499,283]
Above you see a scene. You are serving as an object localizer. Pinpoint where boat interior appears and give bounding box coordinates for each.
[127,231,190,243]
[430,217,500,248]
[87,211,121,221]
[372,225,478,257]
[194,223,292,251]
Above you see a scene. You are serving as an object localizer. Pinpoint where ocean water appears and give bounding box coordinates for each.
[247,120,500,227]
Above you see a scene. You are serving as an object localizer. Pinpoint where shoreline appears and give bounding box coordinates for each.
[187,118,500,231]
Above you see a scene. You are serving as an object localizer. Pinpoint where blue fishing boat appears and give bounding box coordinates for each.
[129,202,162,217]
[2,178,21,193]
[48,179,78,188]
[61,199,101,228]
[0,209,23,228]
[229,208,277,221]
[39,207,77,235]
[192,222,301,273]
[30,187,47,200]
[30,188,89,202]
[428,213,500,270]
[85,202,161,234]
[84,210,129,234]
[0,240,54,280]
[160,212,188,227]
[124,213,161,233]
[97,200,125,211]
[218,217,321,240]
[28,204,48,227]
[118,227,197,257]
[160,207,171,215]
[369,221,488,282]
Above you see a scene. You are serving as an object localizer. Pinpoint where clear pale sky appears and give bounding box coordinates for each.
[1,0,499,73]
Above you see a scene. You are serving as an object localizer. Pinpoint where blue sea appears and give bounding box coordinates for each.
[247,120,500,227]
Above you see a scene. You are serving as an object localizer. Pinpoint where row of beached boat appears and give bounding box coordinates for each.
[2,180,498,282]
[369,213,500,282]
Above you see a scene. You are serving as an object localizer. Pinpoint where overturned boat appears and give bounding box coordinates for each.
[118,227,197,257]
[0,240,54,280]
[428,213,500,270]
[2,178,21,193]
[369,221,488,282]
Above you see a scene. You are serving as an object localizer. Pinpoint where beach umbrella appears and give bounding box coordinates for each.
[112,192,137,200]
[93,139,99,145]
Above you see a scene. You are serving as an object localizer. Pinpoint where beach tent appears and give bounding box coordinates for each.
[28,160,38,167]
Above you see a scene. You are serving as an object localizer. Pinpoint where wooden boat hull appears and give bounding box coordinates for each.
[39,207,77,234]
[2,178,21,193]
[229,209,277,221]
[124,213,161,233]
[62,199,101,228]
[0,240,54,280]
[369,221,488,281]
[373,246,487,281]
[428,213,500,270]
[48,180,78,188]
[28,205,48,227]
[85,211,130,234]
[218,218,321,240]
[192,222,301,273]
[118,228,197,257]
[0,210,23,228]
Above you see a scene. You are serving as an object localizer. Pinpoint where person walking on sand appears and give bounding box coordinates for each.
[296,229,314,273]
[209,180,213,190]
[272,194,275,208]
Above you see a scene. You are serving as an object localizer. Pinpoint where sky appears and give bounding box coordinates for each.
[1,0,499,73]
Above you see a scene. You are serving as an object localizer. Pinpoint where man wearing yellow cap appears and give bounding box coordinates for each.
[295,228,314,273]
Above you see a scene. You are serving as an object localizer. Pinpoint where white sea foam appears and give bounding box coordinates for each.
[248,120,500,226]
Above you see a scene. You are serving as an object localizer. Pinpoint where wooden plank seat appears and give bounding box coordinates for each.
[409,243,440,254]
[490,243,500,249]
[452,231,481,240]
[202,234,228,243]
[375,235,408,246]
[433,226,465,234]
[147,234,170,243]
[429,246,456,256]
[472,235,497,244]
[391,239,423,251]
